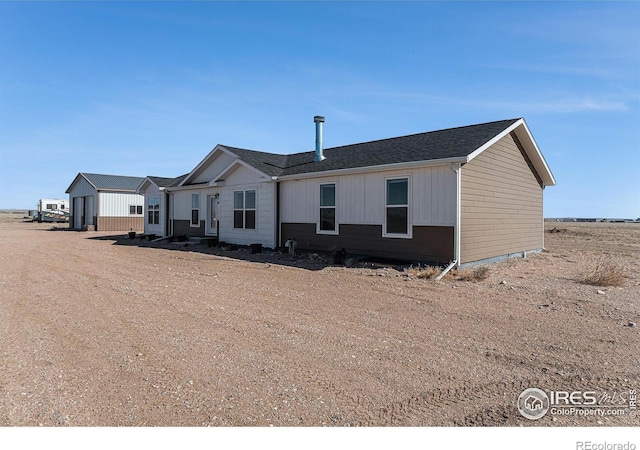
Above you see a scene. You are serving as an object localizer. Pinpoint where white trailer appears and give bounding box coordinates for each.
[37,198,70,223]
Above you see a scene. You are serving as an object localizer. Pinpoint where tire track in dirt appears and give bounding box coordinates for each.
[360,373,639,426]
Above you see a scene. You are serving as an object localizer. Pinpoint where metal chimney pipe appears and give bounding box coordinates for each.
[314,115,325,162]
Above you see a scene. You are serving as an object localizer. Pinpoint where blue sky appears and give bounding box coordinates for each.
[0,1,638,218]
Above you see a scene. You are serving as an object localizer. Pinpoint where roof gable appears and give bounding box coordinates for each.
[66,173,145,193]
[178,145,276,187]
[137,174,188,194]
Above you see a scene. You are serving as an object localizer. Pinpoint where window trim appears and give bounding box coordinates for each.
[316,181,338,235]
[382,176,412,239]
[190,193,200,227]
[233,189,257,230]
[147,196,160,225]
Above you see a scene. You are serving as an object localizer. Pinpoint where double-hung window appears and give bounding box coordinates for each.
[147,196,160,225]
[318,183,336,233]
[191,193,200,226]
[233,190,256,229]
[385,178,410,237]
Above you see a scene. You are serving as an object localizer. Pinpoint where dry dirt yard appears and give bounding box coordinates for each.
[1,213,638,427]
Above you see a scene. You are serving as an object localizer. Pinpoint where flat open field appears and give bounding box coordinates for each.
[1,213,639,426]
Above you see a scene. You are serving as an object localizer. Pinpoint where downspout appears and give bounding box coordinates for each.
[437,162,462,280]
[454,162,462,268]
[275,180,281,250]
[168,191,174,237]
[95,192,100,231]
[164,190,170,238]
[541,186,546,251]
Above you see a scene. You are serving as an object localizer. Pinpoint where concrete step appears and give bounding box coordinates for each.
[186,236,218,246]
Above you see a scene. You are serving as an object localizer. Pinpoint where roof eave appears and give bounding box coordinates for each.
[136,177,159,194]
[177,145,226,187]
[465,118,556,187]
[65,172,97,194]
[275,156,468,181]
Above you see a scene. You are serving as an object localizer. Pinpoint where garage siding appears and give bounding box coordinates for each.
[460,132,543,264]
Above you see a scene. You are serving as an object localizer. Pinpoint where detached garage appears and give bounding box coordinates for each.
[66,173,145,232]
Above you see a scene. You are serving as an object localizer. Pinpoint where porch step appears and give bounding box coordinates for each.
[187,236,218,246]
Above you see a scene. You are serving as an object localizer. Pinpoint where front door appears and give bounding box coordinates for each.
[207,195,219,236]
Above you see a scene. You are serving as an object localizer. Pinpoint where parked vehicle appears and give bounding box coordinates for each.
[37,198,70,223]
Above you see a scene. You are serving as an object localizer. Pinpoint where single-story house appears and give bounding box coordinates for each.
[138,117,555,267]
[136,175,186,237]
[66,173,146,231]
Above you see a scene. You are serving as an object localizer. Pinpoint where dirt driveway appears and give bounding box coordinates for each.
[1,215,639,426]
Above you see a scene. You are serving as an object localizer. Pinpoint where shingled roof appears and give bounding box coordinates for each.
[66,173,145,193]
[147,175,189,188]
[219,118,521,178]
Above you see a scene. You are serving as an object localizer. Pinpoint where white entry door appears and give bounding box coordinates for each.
[207,195,219,236]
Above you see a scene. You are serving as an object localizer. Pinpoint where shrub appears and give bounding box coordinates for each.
[406,265,440,280]
[583,262,625,287]
[456,266,490,282]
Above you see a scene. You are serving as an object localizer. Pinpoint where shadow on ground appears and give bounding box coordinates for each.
[81,232,368,272]
[77,230,420,273]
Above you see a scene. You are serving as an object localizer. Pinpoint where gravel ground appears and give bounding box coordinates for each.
[1,214,639,427]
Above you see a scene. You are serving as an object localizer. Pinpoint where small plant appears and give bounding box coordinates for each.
[405,265,440,280]
[582,261,625,287]
[456,266,490,282]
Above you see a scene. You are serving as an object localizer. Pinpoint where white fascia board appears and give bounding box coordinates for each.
[135,178,155,194]
[465,118,556,187]
[465,119,524,163]
[97,189,140,194]
[214,157,272,182]
[516,119,556,186]
[177,145,224,187]
[165,183,208,192]
[65,172,97,193]
[274,156,467,181]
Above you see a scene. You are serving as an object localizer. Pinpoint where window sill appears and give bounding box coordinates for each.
[316,229,339,236]
[382,232,413,239]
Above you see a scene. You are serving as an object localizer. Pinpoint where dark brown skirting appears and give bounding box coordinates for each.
[281,223,454,264]
[172,219,205,238]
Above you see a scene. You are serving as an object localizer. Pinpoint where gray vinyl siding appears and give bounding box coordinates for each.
[460,132,543,264]
[280,166,456,227]
[281,223,454,264]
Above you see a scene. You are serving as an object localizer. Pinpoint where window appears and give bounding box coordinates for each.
[233,190,256,229]
[147,196,160,225]
[60,204,66,210]
[385,178,409,236]
[318,183,336,233]
[46,204,56,210]
[191,193,199,226]
[129,205,143,215]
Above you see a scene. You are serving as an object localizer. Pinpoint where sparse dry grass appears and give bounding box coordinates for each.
[405,265,441,280]
[405,265,491,282]
[582,261,626,287]
[455,266,490,282]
